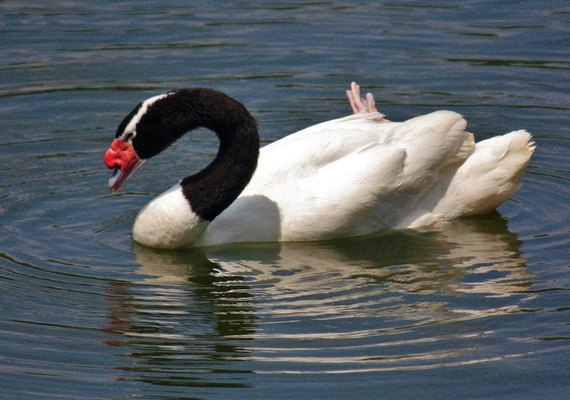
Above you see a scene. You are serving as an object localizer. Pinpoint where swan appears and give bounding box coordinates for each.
[103,83,535,249]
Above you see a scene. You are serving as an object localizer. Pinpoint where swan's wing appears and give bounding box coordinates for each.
[278,142,408,239]
[206,142,408,245]
[207,110,475,244]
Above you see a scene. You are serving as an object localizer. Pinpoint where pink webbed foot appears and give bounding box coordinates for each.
[345,82,389,122]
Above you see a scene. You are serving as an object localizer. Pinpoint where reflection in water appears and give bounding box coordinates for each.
[103,252,256,389]
[103,213,533,388]
[429,215,533,297]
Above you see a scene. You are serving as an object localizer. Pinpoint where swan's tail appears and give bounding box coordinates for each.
[434,130,535,218]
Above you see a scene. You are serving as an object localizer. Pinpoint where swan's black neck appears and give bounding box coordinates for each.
[131,88,259,221]
[180,91,260,221]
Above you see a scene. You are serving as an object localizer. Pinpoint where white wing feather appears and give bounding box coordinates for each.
[203,110,482,245]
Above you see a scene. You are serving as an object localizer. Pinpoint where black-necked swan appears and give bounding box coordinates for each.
[103,83,535,249]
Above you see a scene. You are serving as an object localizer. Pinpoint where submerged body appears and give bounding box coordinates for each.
[105,83,535,249]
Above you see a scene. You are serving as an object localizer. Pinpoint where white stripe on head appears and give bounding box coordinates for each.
[121,93,169,140]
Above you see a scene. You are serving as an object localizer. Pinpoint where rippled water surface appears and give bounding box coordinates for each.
[1,1,569,399]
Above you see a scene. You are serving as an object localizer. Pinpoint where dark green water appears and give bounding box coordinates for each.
[1,1,569,399]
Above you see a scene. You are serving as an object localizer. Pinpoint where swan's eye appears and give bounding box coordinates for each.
[123,131,136,142]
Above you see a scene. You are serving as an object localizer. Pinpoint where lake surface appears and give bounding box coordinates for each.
[1,1,569,398]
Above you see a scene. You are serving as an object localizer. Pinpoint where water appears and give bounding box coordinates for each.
[1,1,569,398]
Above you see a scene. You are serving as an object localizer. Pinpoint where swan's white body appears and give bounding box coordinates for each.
[133,108,534,248]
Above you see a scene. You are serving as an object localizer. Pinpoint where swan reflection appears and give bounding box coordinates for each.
[103,213,533,384]
[203,212,532,300]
